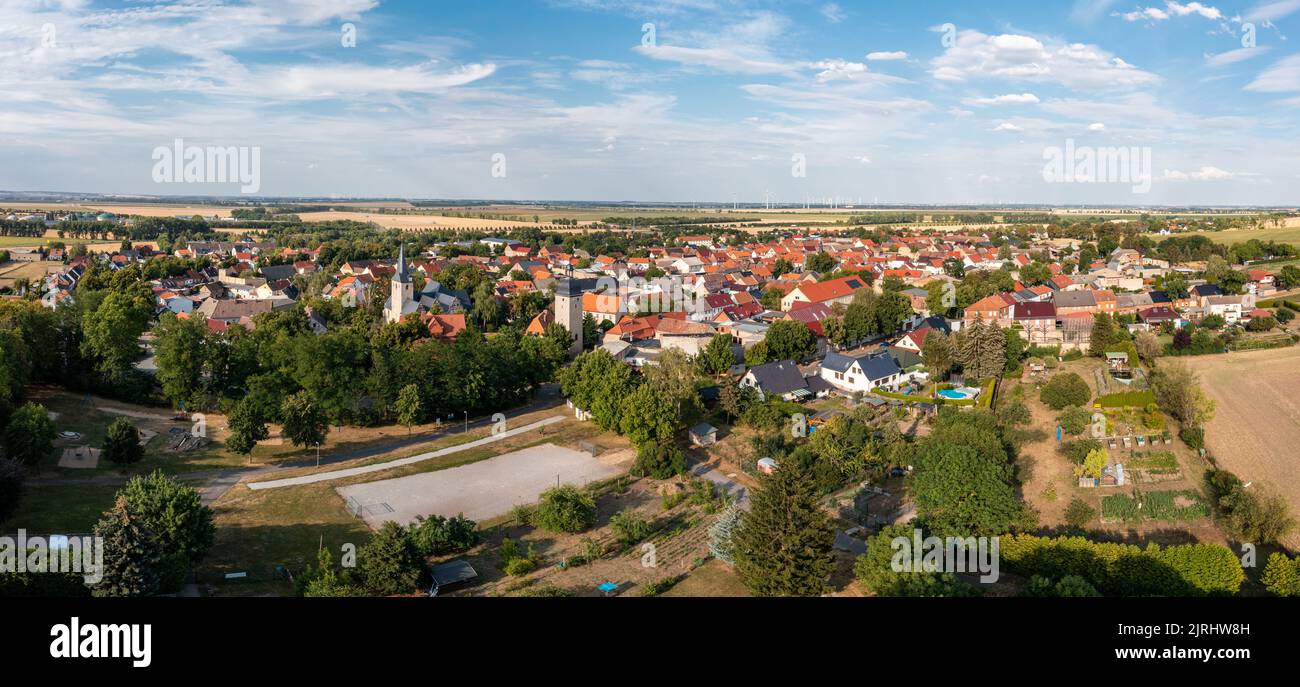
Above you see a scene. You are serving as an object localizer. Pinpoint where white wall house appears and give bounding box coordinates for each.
[819,351,902,394]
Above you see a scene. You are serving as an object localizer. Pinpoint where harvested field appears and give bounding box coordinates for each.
[1184,347,1300,548]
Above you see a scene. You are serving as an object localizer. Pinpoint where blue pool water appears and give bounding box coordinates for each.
[937,389,968,400]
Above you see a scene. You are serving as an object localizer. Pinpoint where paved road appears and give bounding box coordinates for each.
[690,460,751,510]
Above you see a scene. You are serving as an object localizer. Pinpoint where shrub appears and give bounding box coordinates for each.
[103,417,145,466]
[509,504,534,526]
[407,514,478,557]
[1179,425,1204,450]
[999,534,1244,596]
[533,484,598,533]
[504,557,537,576]
[1040,373,1091,410]
[642,575,683,596]
[633,441,686,480]
[1060,438,1103,465]
[1057,405,1091,436]
[609,509,653,547]
[1064,498,1096,529]
[1261,553,1300,597]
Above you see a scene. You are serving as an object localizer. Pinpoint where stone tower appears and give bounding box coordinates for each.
[385,242,414,324]
[554,276,585,358]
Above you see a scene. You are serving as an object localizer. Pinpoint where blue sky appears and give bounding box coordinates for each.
[2,0,1299,204]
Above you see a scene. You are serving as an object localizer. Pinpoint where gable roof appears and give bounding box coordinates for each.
[746,360,807,395]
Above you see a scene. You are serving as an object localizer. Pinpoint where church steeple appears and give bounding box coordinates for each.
[395,242,410,283]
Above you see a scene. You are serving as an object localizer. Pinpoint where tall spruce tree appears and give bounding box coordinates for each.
[732,462,834,596]
[92,495,162,597]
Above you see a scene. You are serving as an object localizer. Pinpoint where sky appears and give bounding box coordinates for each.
[2,0,1300,205]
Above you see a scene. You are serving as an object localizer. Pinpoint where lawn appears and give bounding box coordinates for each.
[197,482,371,596]
[2,482,122,534]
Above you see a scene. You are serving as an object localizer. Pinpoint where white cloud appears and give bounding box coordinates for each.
[1205,46,1271,67]
[930,31,1159,90]
[866,51,909,61]
[632,12,798,75]
[810,59,867,82]
[820,3,846,23]
[964,92,1041,106]
[1244,0,1300,22]
[1246,54,1300,92]
[1116,1,1224,22]
[1088,122,1106,130]
[993,122,1024,132]
[1164,166,1245,180]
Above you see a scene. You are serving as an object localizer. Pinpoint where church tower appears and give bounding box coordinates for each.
[554,273,585,358]
[385,242,414,324]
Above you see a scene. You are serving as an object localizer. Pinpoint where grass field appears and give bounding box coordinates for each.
[0,260,56,288]
[1,482,122,534]
[1184,347,1300,549]
[1146,221,1300,247]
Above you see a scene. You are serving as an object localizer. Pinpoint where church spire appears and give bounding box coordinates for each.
[395,242,410,283]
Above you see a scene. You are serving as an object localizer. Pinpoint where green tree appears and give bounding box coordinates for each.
[280,392,329,449]
[533,484,597,533]
[225,399,269,457]
[3,403,56,468]
[154,312,209,408]
[697,333,737,376]
[1261,553,1300,597]
[117,471,215,563]
[302,547,355,597]
[1040,373,1092,410]
[102,416,144,466]
[921,330,954,379]
[763,319,816,361]
[80,289,152,374]
[394,383,423,434]
[357,522,426,596]
[732,462,834,596]
[91,496,162,597]
[633,441,687,479]
[619,383,679,446]
[1089,313,1118,357]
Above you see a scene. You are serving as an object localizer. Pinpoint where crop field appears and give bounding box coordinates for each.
[1184,347,1300,548]
[1101,490,1209,523]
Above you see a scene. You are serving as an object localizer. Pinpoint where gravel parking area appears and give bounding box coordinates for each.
[336,443,627,528]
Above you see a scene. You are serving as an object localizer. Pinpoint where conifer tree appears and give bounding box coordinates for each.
[732,462,834,596]
[92,496,162,597]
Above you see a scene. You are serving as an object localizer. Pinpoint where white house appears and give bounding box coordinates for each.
[819,351,902,394]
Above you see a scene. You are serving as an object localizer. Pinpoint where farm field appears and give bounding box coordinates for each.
[0,259,57,288]
[1148,221,1300,247]
[1184,347,1300,549]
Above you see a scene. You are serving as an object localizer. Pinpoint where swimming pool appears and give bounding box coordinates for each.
[936,389,968,400]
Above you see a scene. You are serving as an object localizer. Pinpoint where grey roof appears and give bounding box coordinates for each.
[689,423,718,436]
[1052,290,1096,308]
[746,360,807,396]
[822,350,900,382]
[260,264,297,282]
[430,559,477,587]
[555,277,601,297]
[858,351,902,382]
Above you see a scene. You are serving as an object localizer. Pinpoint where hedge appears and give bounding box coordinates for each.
[999,534,1245,596]
[1096,390,1156,408]
[871,388,975,407]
